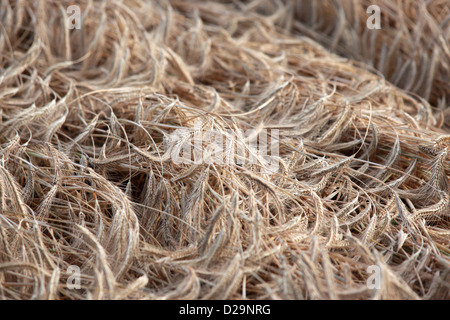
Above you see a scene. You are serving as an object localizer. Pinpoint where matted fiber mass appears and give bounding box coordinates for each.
[0,0,449,299]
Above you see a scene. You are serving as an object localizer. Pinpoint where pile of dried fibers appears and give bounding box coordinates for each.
[0,0,449,299]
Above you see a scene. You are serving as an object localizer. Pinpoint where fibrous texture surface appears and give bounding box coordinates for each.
[0,0,449,299]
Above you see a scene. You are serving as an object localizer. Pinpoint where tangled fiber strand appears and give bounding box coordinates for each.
[0,0,449,299]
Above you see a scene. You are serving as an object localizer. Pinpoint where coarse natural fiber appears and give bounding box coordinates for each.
[0,0,449,299]
[259,0,450,110]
